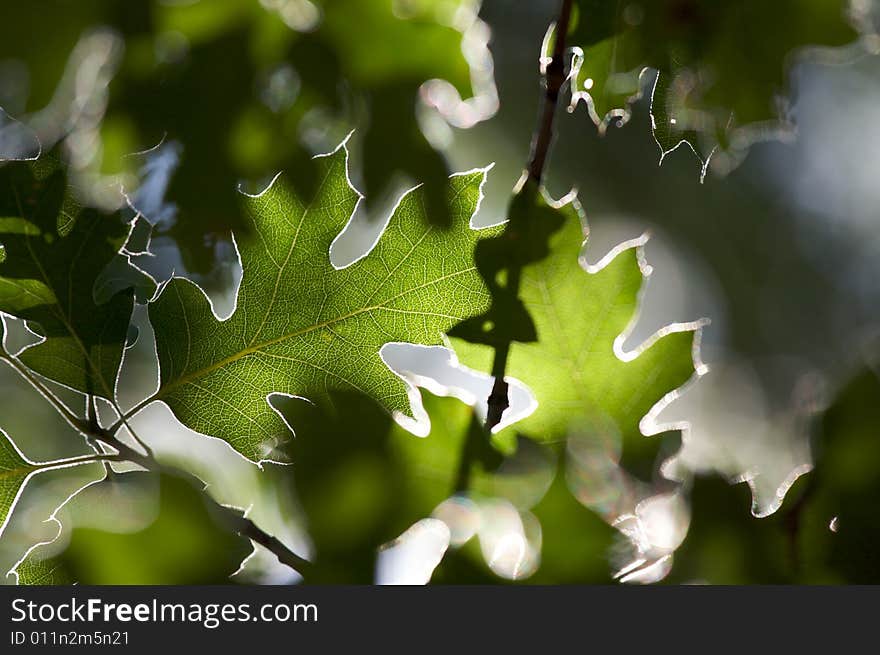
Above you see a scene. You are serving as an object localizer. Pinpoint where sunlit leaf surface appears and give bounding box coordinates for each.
[452,186,700,454]
[149,144,498,462]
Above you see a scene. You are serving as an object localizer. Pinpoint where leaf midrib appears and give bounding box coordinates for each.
[156,266,476,397]
[0,463,37,480]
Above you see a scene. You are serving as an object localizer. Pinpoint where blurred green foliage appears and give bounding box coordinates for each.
[798,366,880,583]
[281,391,616,583]
[668,366,880,584]
[0,0,489,271]
[568,0,859,173]
[15,473,251,585]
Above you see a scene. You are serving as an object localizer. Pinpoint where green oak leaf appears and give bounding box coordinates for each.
[0,157,154,398]
[148,143,498,462]
[0,428,39,539]
[451,185,702,462]
[568,0,859,174]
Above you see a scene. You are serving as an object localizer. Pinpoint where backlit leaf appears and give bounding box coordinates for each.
[0,157,154,398]
[451,184,701,456]
[148,143,498,462]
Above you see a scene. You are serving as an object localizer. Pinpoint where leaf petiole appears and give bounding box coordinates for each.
[32,452,124,473]
[106,394,157,437]
[0,350,89,434]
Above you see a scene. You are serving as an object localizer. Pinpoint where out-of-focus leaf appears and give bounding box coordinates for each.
[148,144,498,462]
[567,0,860,175]
[667,366,880,584]
[108,20,272,274]
[278,391,479,582]
[0,1,115,114]
[0,156,153,398]
[0,0,496,271]
[797,366,880,583]
[281,388,611,583]
[526,472,616,583]
[0,0,491,272]
[663,474,795,584]
[0,2,125,212]
[317,0,496,223]
[12,472,251,585]
[279,390,399,583]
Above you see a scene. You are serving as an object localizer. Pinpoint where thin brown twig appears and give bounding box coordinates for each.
[485,0,574,432]
[527,0,575,184]
[0,352,89,434]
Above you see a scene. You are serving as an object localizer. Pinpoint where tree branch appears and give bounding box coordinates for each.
[233,516,313,577]
[485,0,574,432]
[34,452,125,472]
[0,351,89,434]
[527,0,575,184]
